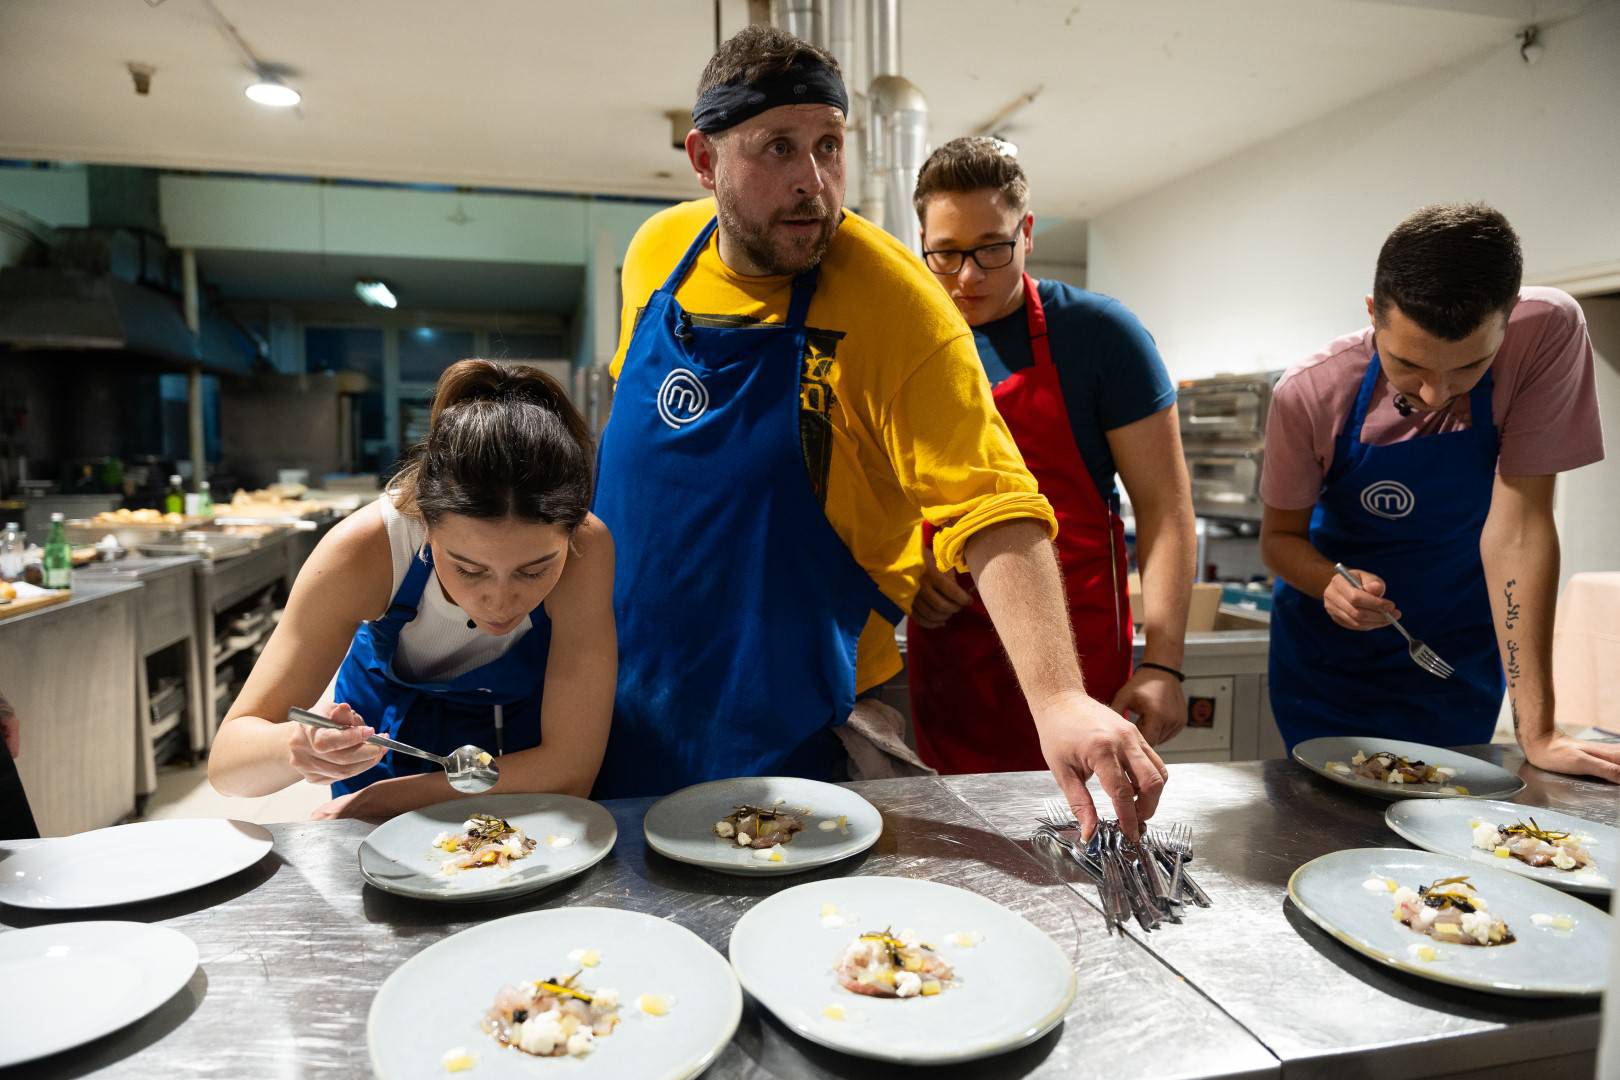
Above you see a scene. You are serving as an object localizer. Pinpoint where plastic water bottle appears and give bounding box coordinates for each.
[0,521,22,580]
[43,512,71,590]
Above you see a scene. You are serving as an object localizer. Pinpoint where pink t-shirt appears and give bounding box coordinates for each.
[1261,287,1605,510]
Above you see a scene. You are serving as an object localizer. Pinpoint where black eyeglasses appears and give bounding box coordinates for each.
[922,219,1026,275]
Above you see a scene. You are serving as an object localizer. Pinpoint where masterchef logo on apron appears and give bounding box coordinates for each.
[1360,480,1415,520]
[657,368,708,429]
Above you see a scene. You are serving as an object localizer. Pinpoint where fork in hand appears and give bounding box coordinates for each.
[1332,563,1453,679]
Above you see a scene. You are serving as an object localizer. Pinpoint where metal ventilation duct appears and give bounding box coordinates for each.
[866,0,925,253]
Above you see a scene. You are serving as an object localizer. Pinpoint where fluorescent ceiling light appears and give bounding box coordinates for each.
[246,80,300,107]
[355,280,398,309]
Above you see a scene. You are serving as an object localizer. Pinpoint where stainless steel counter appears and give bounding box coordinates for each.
[947,748,1614,1080]
[1,754,1611,1078]
[0,777,1274,1080]
[0,579,143,834]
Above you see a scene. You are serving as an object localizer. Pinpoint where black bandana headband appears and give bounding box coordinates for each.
[692,58,849,134]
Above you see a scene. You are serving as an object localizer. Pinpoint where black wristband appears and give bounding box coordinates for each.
[1138,661,1185,683]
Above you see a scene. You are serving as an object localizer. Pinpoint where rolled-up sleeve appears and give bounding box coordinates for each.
[880,334,1058,573]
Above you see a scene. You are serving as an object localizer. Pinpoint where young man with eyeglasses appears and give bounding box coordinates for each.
[591,30,1168,838]
[907,137,1197,774]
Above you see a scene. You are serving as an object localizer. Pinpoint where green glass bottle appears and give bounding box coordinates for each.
[43,512,71,590]
[164,474,185,516]
[198,480,214,518]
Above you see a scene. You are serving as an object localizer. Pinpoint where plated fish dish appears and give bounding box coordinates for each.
[714,801,804,850]
[835,927,955,998]
[1390,875,1515,949]
[1471,817,1595,873]
[433,813,537,873]
[1327,750,1466,791]
[483,972,621,1058]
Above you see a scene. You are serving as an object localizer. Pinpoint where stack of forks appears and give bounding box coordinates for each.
[1033,796,1212,933]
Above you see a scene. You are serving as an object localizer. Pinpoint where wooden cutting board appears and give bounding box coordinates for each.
[0,590,72,621]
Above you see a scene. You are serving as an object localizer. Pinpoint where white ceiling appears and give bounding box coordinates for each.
[0,0,1598,222]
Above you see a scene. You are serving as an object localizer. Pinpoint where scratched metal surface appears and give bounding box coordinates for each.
[0,775,1276,1079]
[944,747,1614,1080]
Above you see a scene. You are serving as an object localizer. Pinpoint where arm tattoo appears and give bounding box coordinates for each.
[1503,578,1521,631]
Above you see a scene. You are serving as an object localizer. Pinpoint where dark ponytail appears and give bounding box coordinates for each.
[393,359,593,529]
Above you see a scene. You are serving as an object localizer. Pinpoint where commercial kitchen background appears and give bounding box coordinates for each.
[0,0,1617,835]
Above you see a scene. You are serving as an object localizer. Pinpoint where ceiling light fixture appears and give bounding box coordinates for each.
[245,76,300,107]
[355,280,398,309]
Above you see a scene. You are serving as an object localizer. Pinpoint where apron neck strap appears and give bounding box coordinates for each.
[1468,367,1496,428]
[1021,274,1052,368]
[382,544,435,624]
[659,218,721,294]
[1348,351,1384,439]
[661,216,821,327]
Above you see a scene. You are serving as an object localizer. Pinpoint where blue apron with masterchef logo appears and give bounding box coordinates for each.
[591,217,902,799]
[329,545,550,795]
[1269,355,1504,749]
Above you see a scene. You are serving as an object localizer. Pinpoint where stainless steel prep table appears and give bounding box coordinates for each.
[188,529,292,749]
[0,776,1275,1080]
[77,555,205,796]
[947,748,1614,1080]
[2,755,1611,1078]
[0,579,142,835]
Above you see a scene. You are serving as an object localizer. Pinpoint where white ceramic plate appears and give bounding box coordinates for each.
[0,921,198,1068]
[643,776,882,876]
[1292,736,1524,801]
[1288,847,1610,996]
[368,906,740,1079]
[358,793,617,902]
[728,876,1077,1064]
[1385,798,1613,896]
[0,818,273,910]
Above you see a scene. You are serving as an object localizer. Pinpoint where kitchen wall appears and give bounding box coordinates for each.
[1086,1,1620,382]
[1557,295,1620,584]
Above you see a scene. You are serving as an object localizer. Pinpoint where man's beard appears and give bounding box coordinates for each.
[715,188,837,276]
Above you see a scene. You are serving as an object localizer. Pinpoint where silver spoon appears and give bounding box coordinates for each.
[287,706,500,794]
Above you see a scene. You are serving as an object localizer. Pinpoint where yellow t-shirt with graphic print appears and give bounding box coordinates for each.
[612,197,1056,691]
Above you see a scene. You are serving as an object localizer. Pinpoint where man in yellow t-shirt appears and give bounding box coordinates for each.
[591,24,1166,838]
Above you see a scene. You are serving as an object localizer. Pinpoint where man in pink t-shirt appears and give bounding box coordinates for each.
[1261,203,1615,783]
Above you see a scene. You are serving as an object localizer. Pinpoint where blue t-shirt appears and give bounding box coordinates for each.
[971,279,1175,506]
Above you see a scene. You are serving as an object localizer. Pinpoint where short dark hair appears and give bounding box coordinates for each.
[914,137,1030,221]
[392,359,594,529]
[695,24,840,104]
[1373,203,1522,341]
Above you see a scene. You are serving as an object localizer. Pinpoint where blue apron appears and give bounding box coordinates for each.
[1269,355,1504,750]
[329,544,551,795]
[591,217,903,799]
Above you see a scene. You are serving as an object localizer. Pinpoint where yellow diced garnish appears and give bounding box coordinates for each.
[768,849,784,862]
[637,993,671,1017]
[875,969,896,987]
[437,840,459,852]
[837,815,849,832]
[442,1047,475,1072]
[822,1004,845,1021]
[476,849,500,864]
[476,751,493,766]
[820,903,838,917]
[1384,878,1398,892]
[577,949,599,968]
[1494,846,1512,858]
[1469,819,1481,828]
[920,980,942,996]
[1414,946,1437,962]
[1453,786,1470,795]
[902,954,923,972]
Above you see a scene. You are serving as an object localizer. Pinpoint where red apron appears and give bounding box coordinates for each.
[908,274,1134,774]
